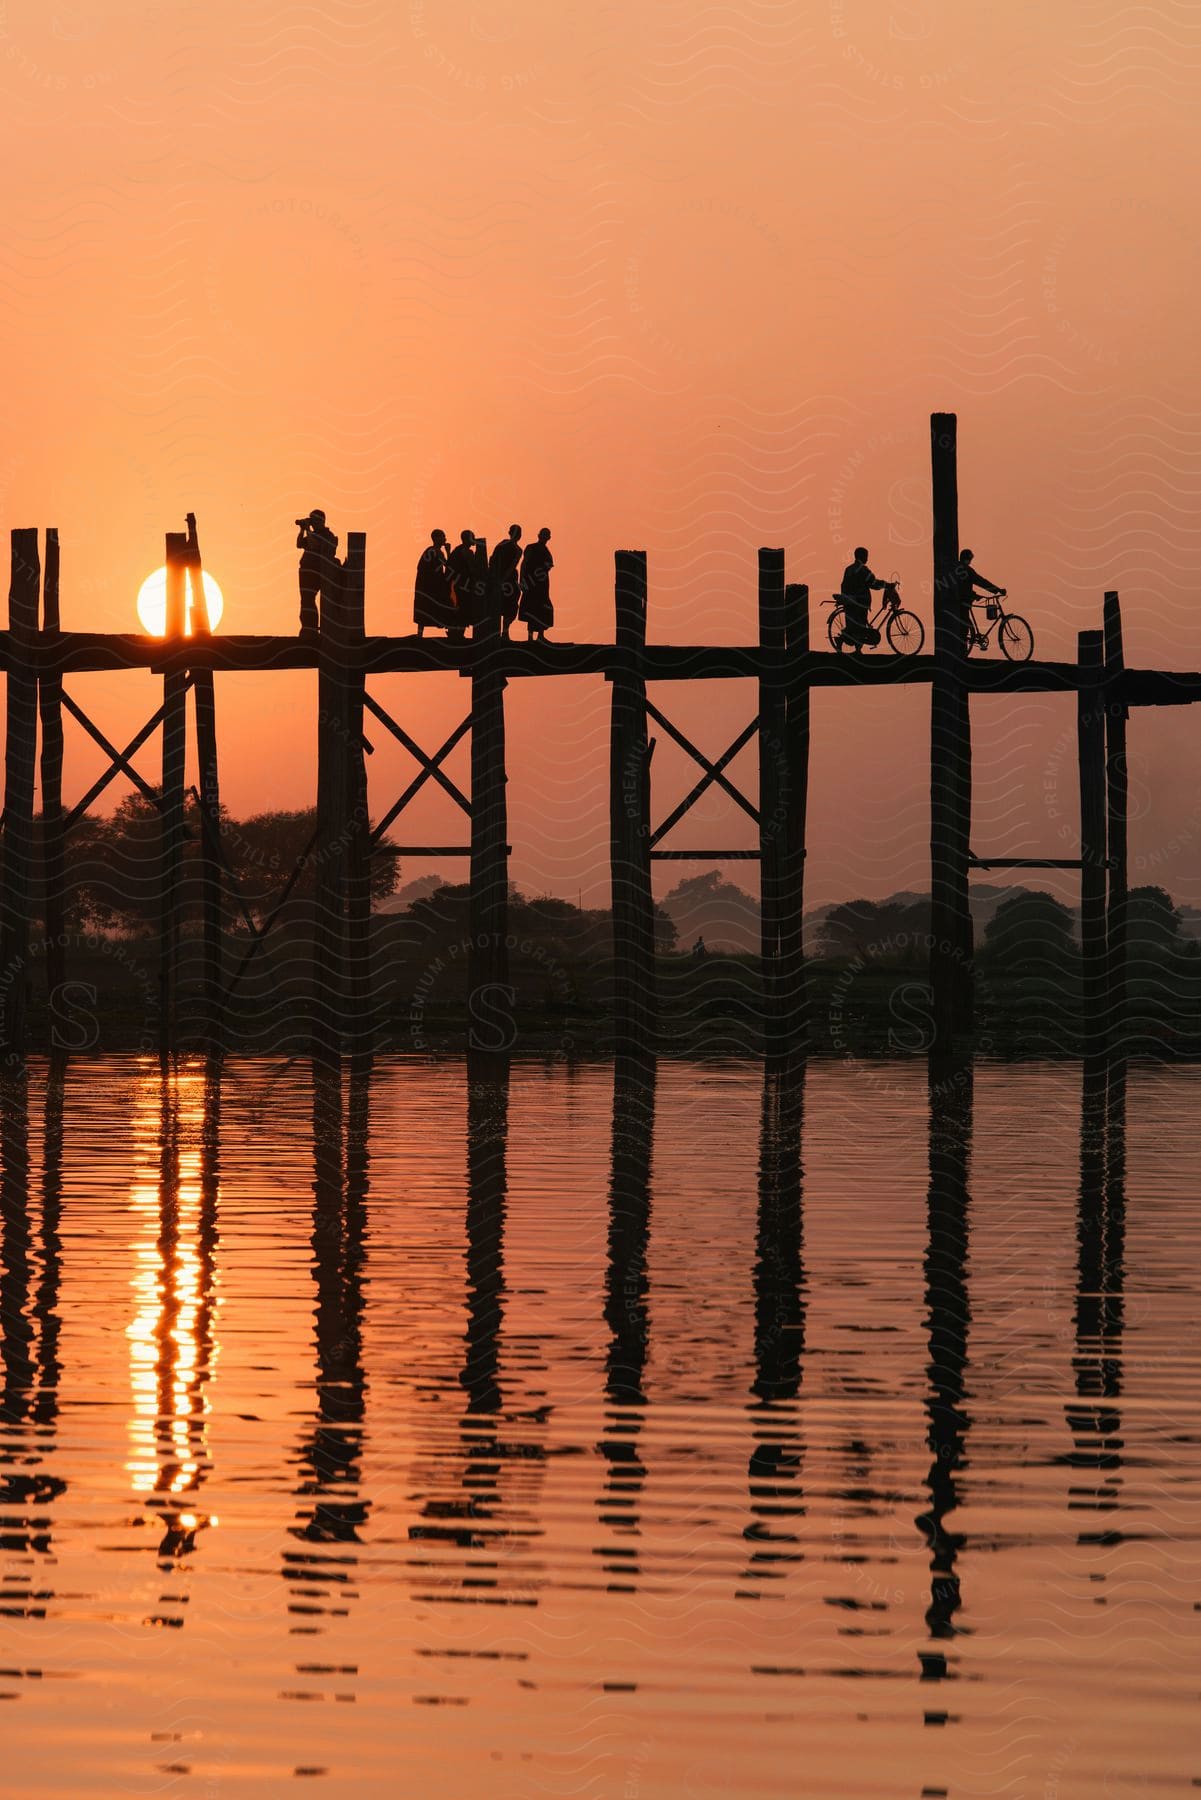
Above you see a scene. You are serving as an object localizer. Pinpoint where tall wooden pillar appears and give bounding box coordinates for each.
[313,544,350,1059]
[929,413,972,1055]
[187,519,222,1051]
[759,572,806,1051]
[609,550,654,1053]
[1102,592,1127,1061]
[1078,630,1107,1064]
[159,533,189,1054]
[759,548,786,1051]
[782,581,810,1055]
[39,530,66,1016]
[758,549,784,1045]
[469,598,510,1030]
[342,535,373,1056]
[0,530,41,1062]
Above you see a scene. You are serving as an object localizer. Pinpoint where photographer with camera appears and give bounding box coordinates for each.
[295,508,339,635]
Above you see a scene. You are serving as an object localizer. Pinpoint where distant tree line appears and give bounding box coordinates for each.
[816,886,1194,973]
[10,807,1200,1053]
[36,810,1195,980]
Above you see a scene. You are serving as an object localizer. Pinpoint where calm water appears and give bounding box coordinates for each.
[1,1054,1199,1799]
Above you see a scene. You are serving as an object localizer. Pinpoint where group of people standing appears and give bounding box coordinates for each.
[294,510,554,641]
[415,524,554,642]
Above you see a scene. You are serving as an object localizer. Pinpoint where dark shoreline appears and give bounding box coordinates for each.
[8,937,1200,1060]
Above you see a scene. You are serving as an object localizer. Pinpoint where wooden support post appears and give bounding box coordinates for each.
[469,589,510,1039]
[953,678,974,1038]
[1078,629,1107,1064]
[1103,592,1126,1061]
[342,534,373,1056]
[609,550,654,1053]
[159,534,189,1054]
[782,581,810,1055]
[193,670,221,1048]
[759,548,786,1053]
[312,542,351,1059]
[39,530,66,1021]
[0,530,40,1062]
[929,413,972,1055]
[187,519,222,1051]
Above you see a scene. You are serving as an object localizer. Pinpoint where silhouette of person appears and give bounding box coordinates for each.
[840,546,886,648]
[296,509,339,634]
[414,529,453,639]
[487,524,523,639]
[447,530,482,643]
[954,549,1005,637]
[518,528,554,642]
[692,935,707,960]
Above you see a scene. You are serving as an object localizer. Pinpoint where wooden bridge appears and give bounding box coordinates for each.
[0,412,1194,1060]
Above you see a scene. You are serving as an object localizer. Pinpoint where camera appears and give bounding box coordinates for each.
[295,516,311,528]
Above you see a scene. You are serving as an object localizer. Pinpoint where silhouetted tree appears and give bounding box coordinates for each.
[819,897,930,963]
[60,796,399,934]
[1127,885,1181,960]
[402,883,676,959]
[661,870,760,954]
[982,890,1075,972]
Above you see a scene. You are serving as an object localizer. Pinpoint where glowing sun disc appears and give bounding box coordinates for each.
[136,566,224,636]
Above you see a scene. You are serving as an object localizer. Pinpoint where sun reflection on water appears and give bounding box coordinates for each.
[124,1067,221,1554]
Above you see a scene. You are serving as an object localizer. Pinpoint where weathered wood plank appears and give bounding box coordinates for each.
[38,530,66,1019]
[159,533,189,1053]
[469,590,510,1042]
[1103,592,1127,1061]
[610,551,654,1053]
[1078,630,1108,1063]
[1,530,41,1061]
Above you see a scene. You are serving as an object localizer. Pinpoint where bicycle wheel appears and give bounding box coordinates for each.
[999,612,1034,662]
[886,609,925,656]
[827,605,847,651]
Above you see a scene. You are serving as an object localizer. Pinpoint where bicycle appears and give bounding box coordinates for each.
[824,580,925,657]
[966,591,1034,662]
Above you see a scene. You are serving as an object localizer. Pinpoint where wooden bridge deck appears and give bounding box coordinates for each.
[1,631,1196,705]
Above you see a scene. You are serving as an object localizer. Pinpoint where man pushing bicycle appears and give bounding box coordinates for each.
[954,549,1005,645]
[840,547,888,647]
[827,547,925,656]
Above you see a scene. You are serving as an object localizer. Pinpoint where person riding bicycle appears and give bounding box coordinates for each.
[954,549,1005,640]
[840,547,887,647]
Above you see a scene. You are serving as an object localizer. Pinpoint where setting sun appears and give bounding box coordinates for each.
[136,566,224,636]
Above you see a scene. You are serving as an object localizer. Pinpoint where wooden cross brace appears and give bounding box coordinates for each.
[643,699,760,848]
[60,683,194,830]
[364,691,473,847]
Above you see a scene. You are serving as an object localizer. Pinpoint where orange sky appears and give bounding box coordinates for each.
[2,0,1200,908]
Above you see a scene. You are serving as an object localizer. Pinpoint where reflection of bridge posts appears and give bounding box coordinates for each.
[0,1068,66,1599]
[457,1056,512,1567]
[147,1064,220,1574]
[597,1053,654,1585]
[0,1073,34,1424]
[916,1059,974,1683]
[285,1057,370,1616]
[1066,1060,1126,1526]
[408,1055,517,1585]
[35,1062,65,1433]
[738,1059,806,1598]
[461,1054,510,1420]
